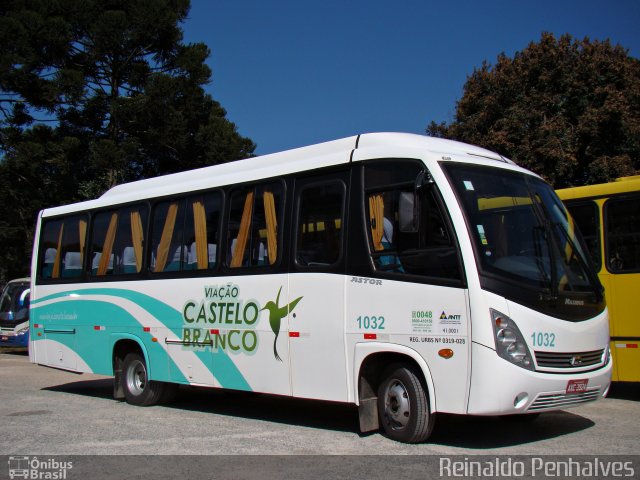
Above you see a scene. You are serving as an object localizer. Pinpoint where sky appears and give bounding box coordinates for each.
[182,0,640,155]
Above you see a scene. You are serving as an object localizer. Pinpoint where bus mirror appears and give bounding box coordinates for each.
[399,192,419,233]
[415,169,434,191]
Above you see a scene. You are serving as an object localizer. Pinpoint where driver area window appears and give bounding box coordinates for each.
[364,160,462,282]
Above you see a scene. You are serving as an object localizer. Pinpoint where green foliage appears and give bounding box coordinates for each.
[428,33,640,188]
[0,0,255,282]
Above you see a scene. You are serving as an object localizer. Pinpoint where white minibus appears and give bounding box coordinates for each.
[30,133,611,442]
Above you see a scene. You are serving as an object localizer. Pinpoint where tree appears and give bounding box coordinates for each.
[0,0,255,281]
[427,33,640,188]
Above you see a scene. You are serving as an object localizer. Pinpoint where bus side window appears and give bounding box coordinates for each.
[227,183,283,268]
[184,193,221,270]
[364,160,462,282]
[296,181,345,267]
[151,200,186,273]
[39,214,88,280]
[150,193,220,273]
[91,205,148,277]
[605,196,640,273]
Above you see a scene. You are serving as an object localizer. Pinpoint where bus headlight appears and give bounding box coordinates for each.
[603,345,611,365]
[17,326,29,335]
[491,309,534,371]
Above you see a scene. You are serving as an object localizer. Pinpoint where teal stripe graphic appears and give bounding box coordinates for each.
[32,288,251,390]
[32,299,178,380]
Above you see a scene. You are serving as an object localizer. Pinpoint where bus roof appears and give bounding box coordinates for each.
[556,175,640,201]
[40,132,517,217]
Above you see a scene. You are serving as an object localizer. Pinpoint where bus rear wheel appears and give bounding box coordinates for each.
[121,352,169,406]
[377,364,435,443]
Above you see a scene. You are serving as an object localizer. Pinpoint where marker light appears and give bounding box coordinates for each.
[438,349,454,359]
[491,309,534,371]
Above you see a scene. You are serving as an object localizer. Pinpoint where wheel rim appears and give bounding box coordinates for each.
[126,359,147,396]
[383,379,411,430]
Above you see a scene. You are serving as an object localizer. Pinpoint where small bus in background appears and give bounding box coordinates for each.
[29,133,611,443]
[557,176,640,382]
[0,278,31,348]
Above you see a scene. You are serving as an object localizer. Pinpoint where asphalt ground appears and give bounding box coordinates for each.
[1,349,639,457]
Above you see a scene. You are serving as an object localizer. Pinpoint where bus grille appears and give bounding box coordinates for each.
[528,388,601,411]
[0,320,20,328]
[535,349,604,369]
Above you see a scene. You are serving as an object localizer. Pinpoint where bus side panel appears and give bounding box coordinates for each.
[165,274,292,395]
[288,273,348,401]
[345,277,470,415]
[29,277,298,394]
[29,213,43,365]
[30,286,157,376]
[609,273,640,382]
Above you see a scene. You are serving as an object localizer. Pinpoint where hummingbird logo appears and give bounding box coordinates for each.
[261,286,303,361]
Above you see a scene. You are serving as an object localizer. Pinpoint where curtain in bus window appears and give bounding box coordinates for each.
[52,223,64,279]
[263,191,278,264]
[154,202,179,272]
[97,213,118,276]
[231,191,254,268]
[369,194,385,252]
[79,219,87,261]
[130,210,144,272]
[192,197,209,270]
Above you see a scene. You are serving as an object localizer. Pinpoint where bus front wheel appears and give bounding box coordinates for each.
[121,352,168,406]
[377,364,435,443]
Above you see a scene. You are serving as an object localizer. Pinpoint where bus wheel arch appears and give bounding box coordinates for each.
[112,338,147,400]
[112,337,177,405]
[355,346,437,442]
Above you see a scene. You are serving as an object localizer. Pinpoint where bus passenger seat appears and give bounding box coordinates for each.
[186,242,198,270]
[42,248,57,278]
[208,244,217,267]
[62,252,82,277]
[121,247,137,274]
[165,246,187,272]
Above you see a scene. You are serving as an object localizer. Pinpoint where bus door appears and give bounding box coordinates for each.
[604,195,640,382]
[347,159,470,413]
[287,170,350,401]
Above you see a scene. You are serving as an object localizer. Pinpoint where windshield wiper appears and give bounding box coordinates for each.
[532,225,554,294]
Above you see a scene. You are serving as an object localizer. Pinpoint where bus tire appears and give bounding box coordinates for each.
[121,352,166,406]
[377,363,434,443]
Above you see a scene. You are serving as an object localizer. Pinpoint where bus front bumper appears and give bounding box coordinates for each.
[0,330,29,348]
[467,342,612,416]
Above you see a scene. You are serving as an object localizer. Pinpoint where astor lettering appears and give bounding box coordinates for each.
[350,276,382,286]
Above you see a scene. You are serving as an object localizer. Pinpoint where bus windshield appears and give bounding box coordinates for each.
[0,281,30,322]
[444,163,604,320]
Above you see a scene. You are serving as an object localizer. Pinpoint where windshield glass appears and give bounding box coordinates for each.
[443,163,603,320]
[0,282,30,322]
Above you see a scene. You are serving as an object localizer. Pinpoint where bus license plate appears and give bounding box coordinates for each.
[1,336,8,341]
[566,379,588,394]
